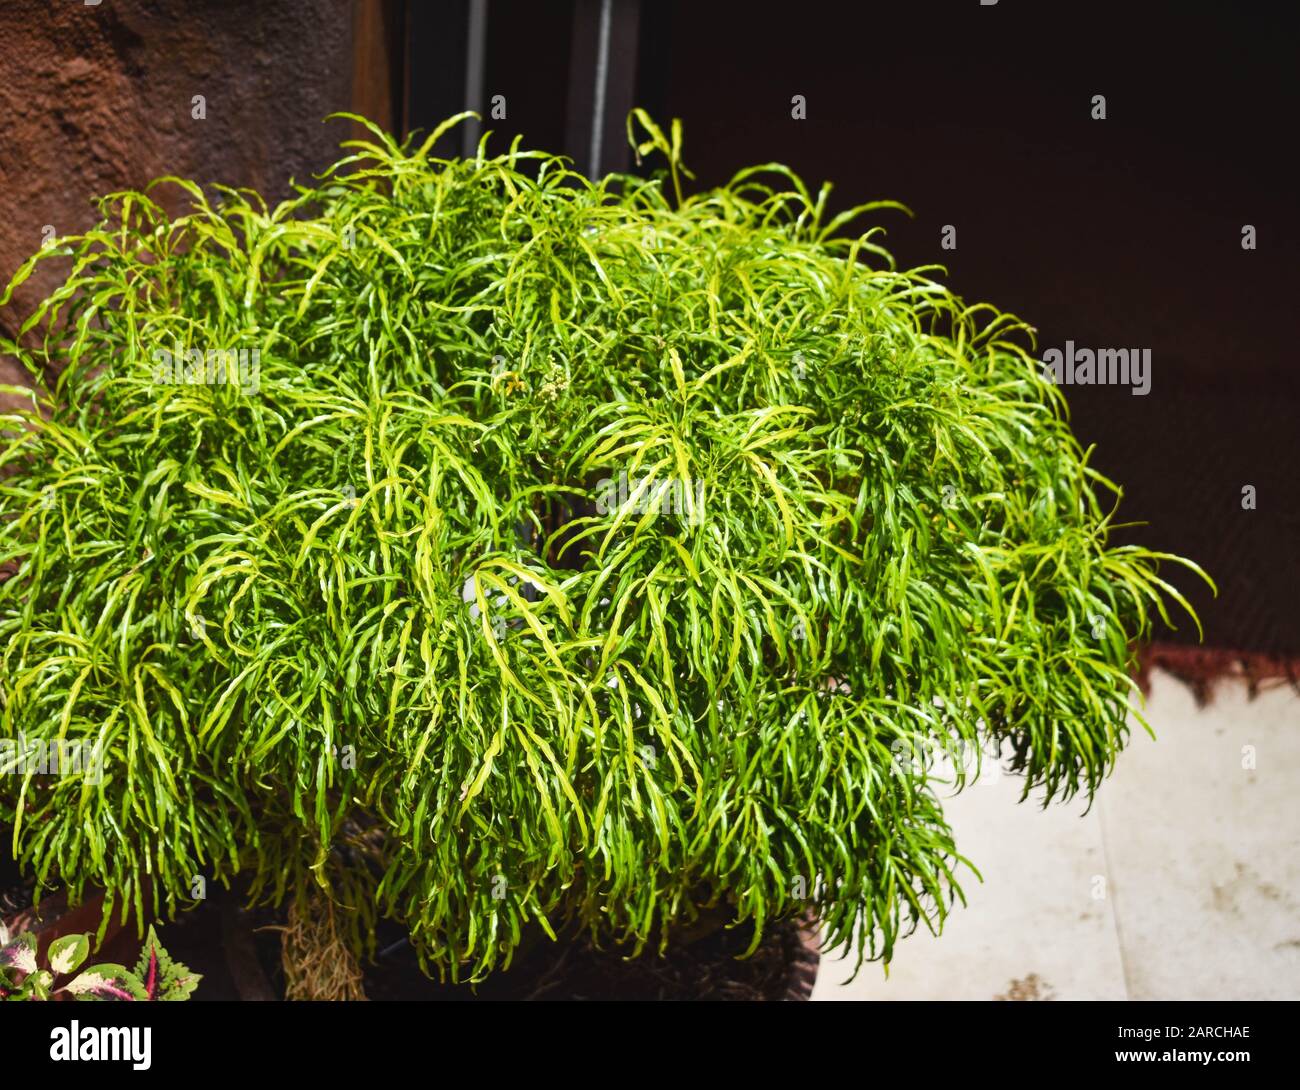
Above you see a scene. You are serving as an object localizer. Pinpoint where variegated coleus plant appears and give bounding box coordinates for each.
[0,922,199,1001]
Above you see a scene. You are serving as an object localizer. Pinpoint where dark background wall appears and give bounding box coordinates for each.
[0,0,354,389]
[2,0,1295,655]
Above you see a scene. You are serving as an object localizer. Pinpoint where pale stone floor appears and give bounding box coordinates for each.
[811,668,1300,1000]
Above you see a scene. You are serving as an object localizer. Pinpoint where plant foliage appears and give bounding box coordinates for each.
[0,921,198,1000]
[0,112,1211,981]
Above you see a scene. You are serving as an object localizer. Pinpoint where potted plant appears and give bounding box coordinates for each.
[0,112,1210,998]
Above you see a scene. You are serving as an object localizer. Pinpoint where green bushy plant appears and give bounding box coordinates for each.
[0,112,1210,982]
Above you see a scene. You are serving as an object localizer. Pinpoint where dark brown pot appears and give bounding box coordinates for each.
[217,906,822,1002]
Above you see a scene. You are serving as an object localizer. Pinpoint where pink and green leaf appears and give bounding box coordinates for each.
[0,931,37,975]
[63,963,148,1001]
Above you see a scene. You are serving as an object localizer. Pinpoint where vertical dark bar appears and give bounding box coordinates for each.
[564,0,599,172]
[632,0,671,141]
[406,0,471,152]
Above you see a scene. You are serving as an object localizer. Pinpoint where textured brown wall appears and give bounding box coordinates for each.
[0,0,355,387]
